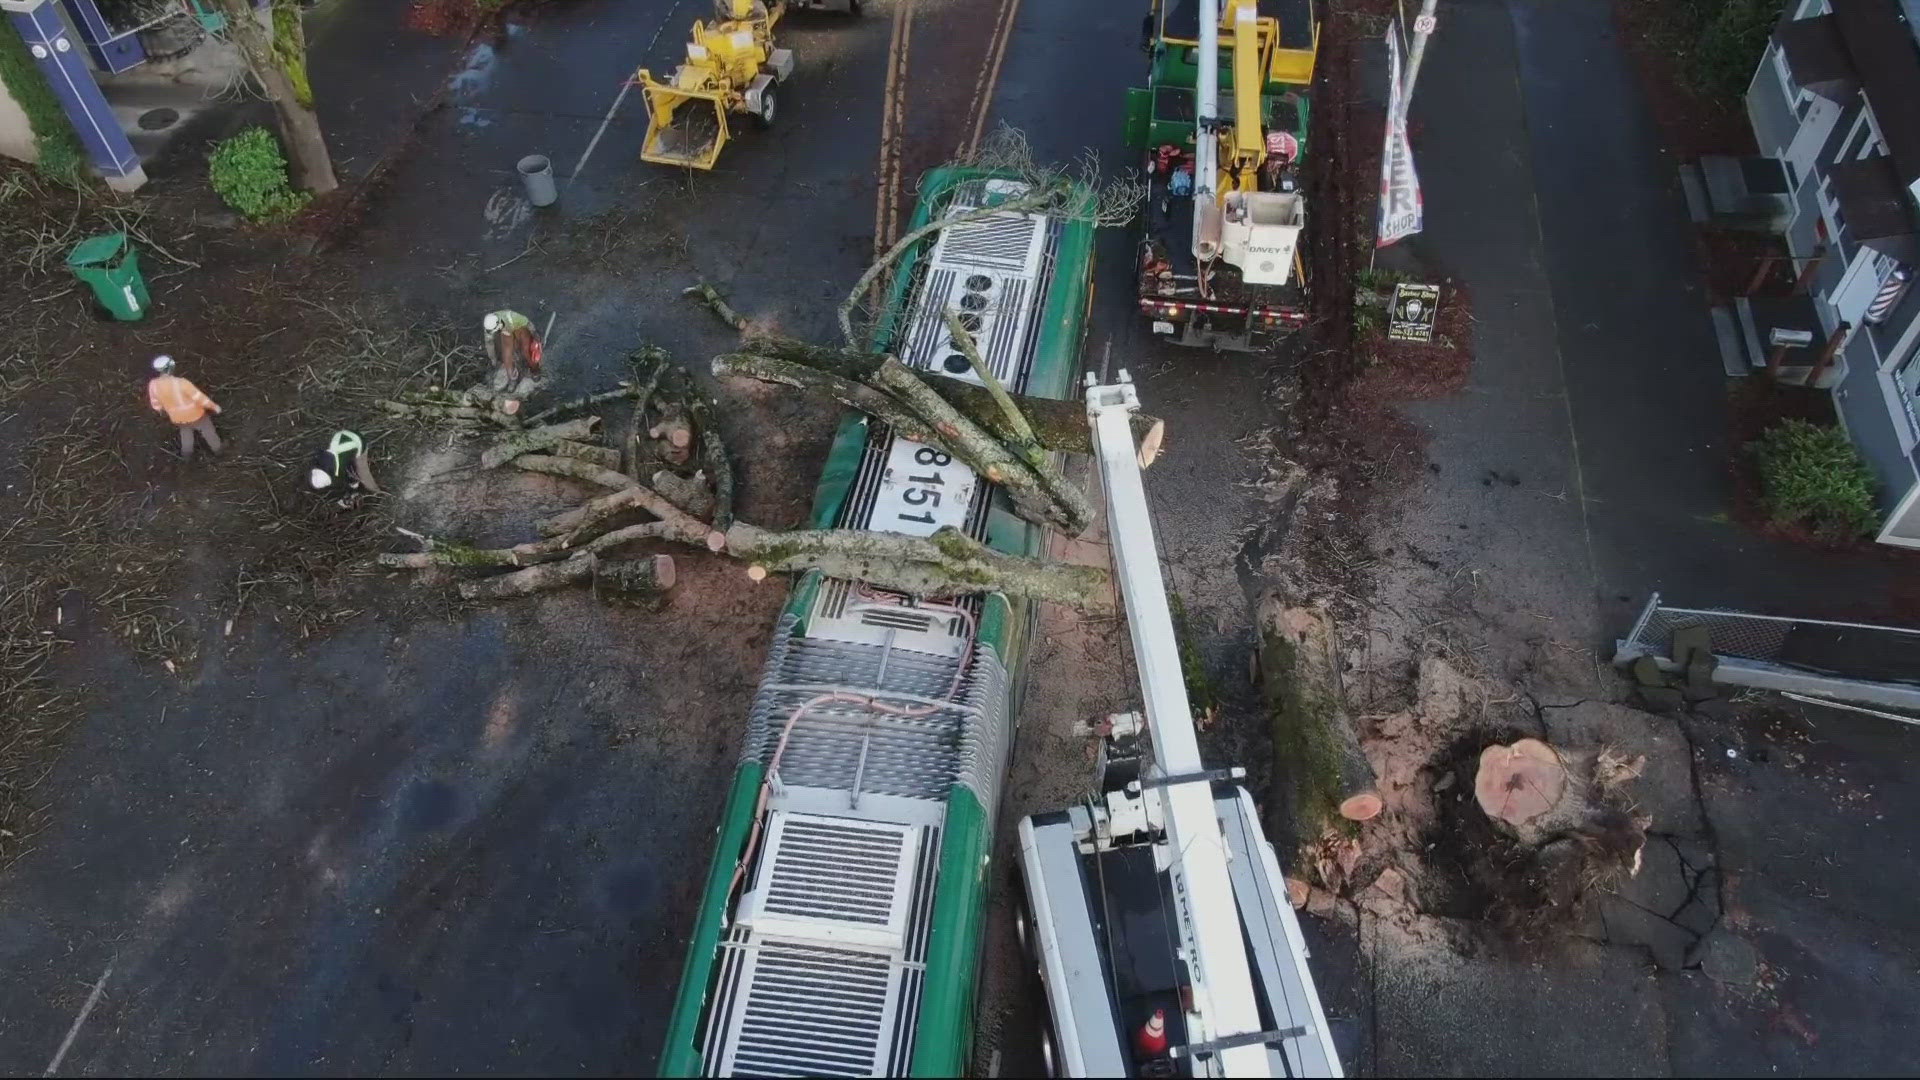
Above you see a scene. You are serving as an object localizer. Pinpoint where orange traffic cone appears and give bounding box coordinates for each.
[1135,1008,1169,1057]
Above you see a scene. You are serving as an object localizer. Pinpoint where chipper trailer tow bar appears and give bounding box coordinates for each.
[635,0,859,170]
[1014,373,1342,1078]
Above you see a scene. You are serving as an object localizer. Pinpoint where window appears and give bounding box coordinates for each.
[1819,173,1847,238]
[1835,107,1889,165]
[1836,111,1868,164]
[1896,350,1920,447]
[1772,43,1797,104]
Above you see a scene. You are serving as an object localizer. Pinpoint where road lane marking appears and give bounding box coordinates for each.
[961,0,1021,157]
[43,959,113,1076]
[888,0,914,248]
[875,0,914,258]
[570,0,683,184]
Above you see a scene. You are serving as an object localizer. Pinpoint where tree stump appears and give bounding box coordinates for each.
[1473,738,1569,829]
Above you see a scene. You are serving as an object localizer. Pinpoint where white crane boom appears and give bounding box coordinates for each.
[1085,373,1269,1078]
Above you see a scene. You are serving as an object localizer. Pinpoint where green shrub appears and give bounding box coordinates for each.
[207,126,310,223]
[1750,419,1880,539]
[1696,0,1786,104]
[1650,0,1787,106]
[0,21,87,185]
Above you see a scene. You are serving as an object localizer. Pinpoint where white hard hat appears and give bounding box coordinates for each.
[151,354,175,373]
[309,468,333,490]
[483,313,502,332]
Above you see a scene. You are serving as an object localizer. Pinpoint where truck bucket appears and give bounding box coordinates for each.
[639,74,730,170]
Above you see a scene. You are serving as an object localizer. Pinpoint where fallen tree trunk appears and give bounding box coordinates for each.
[453,550,677,602]
[720,347,1165,465]
[546,439,623,471]
[594,553,677,597]
[480,417,601,469]
[720,523,1110,610]
[871,357,1091,534]
[942,311,1094,520]
[458,551,597,600]
[712,352,946,446]
[535,487,643,538]
[1255,596,1381,837]
[651,469,716,520]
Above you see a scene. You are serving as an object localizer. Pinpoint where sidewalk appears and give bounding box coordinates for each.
[1379,0,1920,1073]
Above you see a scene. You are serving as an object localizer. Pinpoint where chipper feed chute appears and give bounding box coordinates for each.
[638,72,730,170]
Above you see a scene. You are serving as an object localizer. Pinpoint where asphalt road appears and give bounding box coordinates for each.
[1,1,1247,1075]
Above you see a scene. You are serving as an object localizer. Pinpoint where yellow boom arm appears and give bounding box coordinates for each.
[1230,0,1264,162]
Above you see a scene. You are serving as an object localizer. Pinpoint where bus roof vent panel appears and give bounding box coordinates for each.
[746,812,923,950]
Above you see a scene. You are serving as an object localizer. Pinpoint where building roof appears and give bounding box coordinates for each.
[1830,155,1919,260]
[1831,0,1920,187]
[1777,15,1857,99]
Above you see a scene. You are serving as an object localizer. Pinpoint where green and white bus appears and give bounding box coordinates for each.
[657,166,1095,1078]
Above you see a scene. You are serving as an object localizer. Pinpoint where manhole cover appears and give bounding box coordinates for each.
[137,108,179,131]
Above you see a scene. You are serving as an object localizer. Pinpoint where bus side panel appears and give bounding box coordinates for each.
[656,760,766,1077]
[906,785,992,1078]
[907,591,1016,1076]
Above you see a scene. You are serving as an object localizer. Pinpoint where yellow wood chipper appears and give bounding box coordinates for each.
[636,0,859,170]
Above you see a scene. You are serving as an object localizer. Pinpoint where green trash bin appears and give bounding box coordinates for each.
[67,232,150,321]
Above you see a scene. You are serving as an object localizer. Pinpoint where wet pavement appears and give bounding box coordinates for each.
[1374,0,1920,1074]
[6,0,1919,1075]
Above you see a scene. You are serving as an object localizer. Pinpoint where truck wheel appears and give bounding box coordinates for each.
[1011,864,1040,973]
[754,86,778,128]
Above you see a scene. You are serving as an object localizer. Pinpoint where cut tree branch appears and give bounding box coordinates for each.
[871,357,1091,534]
[684,282,748,330]
[480,417,601,469]
[711,352,945,445]
[718,347,1164,463]
[720,523,1109,610]
[509,454,717,547]
[520,382,643,429]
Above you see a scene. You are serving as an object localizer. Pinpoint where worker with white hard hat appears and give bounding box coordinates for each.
[146,354,224,460]
[307,429,381,501]
[482,309,543,409]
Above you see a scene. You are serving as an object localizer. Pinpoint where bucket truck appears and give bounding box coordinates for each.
[1012,373,1343,1077]
[1128,1,1320,351]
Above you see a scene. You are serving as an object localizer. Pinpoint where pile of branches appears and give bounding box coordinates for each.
[378,346,1111,610]
[689,287,1162,537]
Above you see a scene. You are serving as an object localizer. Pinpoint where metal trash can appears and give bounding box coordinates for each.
[66,232,149,321]
[518,154,557,207]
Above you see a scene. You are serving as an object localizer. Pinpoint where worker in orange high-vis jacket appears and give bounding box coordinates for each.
[146,355,223,459]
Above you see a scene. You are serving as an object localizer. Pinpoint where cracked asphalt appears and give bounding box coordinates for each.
[1365,2,1920,1074]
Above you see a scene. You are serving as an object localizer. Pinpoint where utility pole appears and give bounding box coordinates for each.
[1397,0,1440,122]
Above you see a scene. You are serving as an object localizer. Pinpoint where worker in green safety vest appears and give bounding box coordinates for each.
[307,430,381,499]
[483,309,544,396]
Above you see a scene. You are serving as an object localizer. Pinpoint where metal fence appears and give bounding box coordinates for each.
[1617,593,1920,713]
